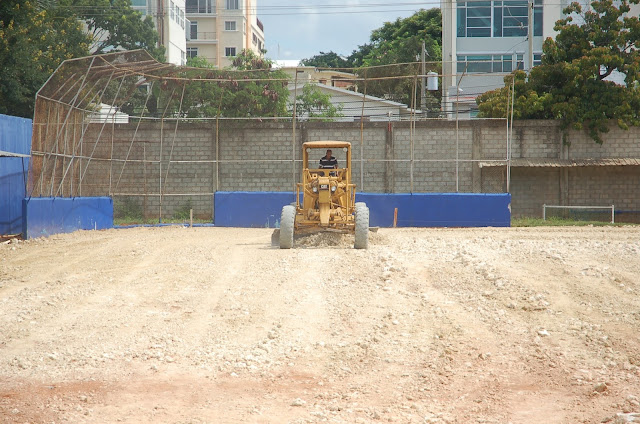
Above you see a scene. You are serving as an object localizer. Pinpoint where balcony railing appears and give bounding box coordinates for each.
[189,32,217,41]
[185,4,215,14]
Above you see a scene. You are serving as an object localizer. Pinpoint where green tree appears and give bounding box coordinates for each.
[0,0,165,118]
[155,49,289,118]
[0,0,90,118]
[300,51,350,69]
[350,8,442,68]
[300,9,442,110]
[351,8,442,110]
[61,0,163,60]
[225,49,289,117]
[186,55,211,68]
[477,0,640,143]
[290,84,343,120]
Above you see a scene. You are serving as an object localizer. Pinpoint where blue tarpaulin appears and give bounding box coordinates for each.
[214,192,511,228]
[0,114,32,235]
[22,197,114,239]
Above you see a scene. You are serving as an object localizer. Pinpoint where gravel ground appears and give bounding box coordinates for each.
[1,226,639,424]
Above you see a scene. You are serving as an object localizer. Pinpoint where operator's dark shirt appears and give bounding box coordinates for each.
[319,156,338,169]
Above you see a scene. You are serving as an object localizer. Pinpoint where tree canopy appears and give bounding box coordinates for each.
[0,0,163,118]
[290,84,343,121]
[300,52,351,69]
[61,0,163,59]
[300,8,442,111]
[349,8,442,68]
[0,0,90,118]
[160,49,290,119]
[477,0,640,143]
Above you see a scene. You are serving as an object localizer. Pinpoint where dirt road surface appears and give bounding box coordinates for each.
[1,226,640,424]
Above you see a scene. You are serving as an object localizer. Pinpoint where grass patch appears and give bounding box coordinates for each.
[113,197,212,226]
[172,198,193,221]
[113,197,144,222]
[114,217,212,226]
[511,217,632,227]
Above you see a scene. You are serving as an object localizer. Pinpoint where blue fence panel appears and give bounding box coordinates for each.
[0,114,32,235]
[356,193,511,227]
[214,191,299,228]
[214,192,511,228]
[23,197,114,239]
[355,193,413,227]
[410,193,511,227]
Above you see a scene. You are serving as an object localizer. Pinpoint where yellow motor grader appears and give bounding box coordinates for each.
[279,140,369,249]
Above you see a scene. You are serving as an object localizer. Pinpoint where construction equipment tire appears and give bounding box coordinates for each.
[279,205,296,249]
[354,203,369,249]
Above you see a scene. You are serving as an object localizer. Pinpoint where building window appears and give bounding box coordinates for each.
[186,0,213,14]
[533,53,542,67]
[457,1,490,37]
[458,54,492,73]
[187,47,198,58]
[457,0,542,38]
[170,2,184,27]
[226,0,239,10]
[225,21,236,31]
[533,3,543,36]
[502,1,528,37]
[457,53,527,73]
[190,21,198,39]
[225,47,237,57]
[252,33,257,45]
[131,0,146,6]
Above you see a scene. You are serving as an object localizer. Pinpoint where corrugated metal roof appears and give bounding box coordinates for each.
[479,158,640,168]
[0,150,30,158]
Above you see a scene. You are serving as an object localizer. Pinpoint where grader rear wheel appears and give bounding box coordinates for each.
[354,203,369,249]
[279,205,296,249]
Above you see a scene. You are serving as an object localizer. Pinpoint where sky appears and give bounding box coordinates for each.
[257,1,440,63]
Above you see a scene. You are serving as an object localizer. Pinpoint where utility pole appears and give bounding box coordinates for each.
[421,41,426,115]
[527,0,534,71]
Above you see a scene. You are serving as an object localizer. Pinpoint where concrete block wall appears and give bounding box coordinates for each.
[510,168,561,217]
[568,167,640,211]
[33,118,640,219]
[507,121,561,160]
[566,125,640,159]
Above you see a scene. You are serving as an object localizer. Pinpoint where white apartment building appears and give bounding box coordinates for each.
[441,0,639,118]
[185,0,265,68]
[441,0,562,118]
[132,0,189,65]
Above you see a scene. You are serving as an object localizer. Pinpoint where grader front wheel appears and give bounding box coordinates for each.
[354,203,369,249]
[279,205,296,249]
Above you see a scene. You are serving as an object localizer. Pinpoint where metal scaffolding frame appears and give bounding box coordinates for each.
[30,50,511,221]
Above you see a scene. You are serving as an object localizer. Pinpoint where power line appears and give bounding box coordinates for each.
[57,0,576,14]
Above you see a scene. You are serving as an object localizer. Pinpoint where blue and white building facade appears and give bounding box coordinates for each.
[442,0,564,118]
[442,0,640,118]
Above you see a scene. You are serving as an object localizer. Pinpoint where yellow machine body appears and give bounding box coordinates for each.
[294,141,356,233]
